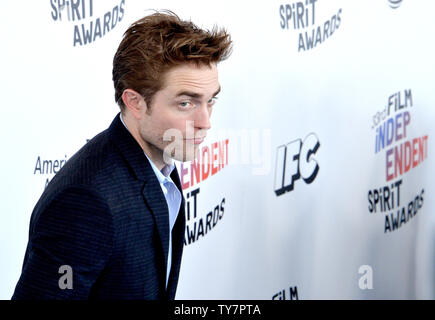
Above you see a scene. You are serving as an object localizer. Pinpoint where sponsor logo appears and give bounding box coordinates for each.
[279,0,342,52]
[34,154,69,190]
[274,133,320,196]
[372,90,428,182]
[368,89,427,233]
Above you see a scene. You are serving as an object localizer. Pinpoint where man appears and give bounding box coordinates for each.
[12,11,232,300]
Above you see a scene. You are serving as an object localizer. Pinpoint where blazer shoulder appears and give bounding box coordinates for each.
[49,129,123,187]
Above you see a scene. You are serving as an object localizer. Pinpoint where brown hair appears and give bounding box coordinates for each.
[112,10,232,110]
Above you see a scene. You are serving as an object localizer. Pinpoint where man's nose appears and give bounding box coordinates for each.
[194,104,211,130]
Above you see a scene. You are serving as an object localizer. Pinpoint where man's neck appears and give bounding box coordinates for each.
[142,143,167,172]
[121,113,166,171]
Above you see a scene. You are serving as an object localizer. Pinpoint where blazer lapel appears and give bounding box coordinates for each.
[107,113,170,289]
[166,167,186,299]
[142,177,170,276]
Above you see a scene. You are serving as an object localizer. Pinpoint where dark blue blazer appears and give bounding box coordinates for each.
[12,114,186,299]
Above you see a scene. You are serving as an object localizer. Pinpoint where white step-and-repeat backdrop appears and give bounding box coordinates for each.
[1,0,434,299]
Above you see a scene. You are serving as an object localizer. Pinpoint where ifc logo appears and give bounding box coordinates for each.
[388,0,403,9]
[274,133,320,196]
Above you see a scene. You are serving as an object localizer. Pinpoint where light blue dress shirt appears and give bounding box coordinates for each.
[119,114,181,288]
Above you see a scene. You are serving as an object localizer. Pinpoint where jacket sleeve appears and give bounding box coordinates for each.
[12,185,114,300]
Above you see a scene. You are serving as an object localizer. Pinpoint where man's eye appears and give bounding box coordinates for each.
[179,101,191,108]
[208,97,218,105]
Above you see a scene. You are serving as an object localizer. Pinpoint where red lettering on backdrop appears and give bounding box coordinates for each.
[180,162,189,189]
[386,149,394,181]
[211,142,219,175]
[404,141,412,173]
[191,158,201,187]
[394,144,403,177]
[423,135,428,158]
[219,141,224,170]
[412,138,419,168]
[180,139,230,190]
[225,139,229,165]
[219,139,229,169]
[202,146,210,180]
[418,137,424,160]
[386,135,428,181]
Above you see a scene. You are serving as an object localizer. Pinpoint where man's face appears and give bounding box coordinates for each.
[139,62,220,163]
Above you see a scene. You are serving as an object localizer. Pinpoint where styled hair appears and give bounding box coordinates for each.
[112,10,232,110]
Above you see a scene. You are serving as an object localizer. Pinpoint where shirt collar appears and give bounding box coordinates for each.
[119,113,175,182]
[144,152,175,184]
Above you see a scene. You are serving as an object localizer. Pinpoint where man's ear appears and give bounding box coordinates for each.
[121,89,147,119]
